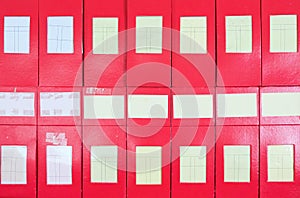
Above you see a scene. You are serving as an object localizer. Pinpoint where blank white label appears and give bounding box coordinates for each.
[262,92,300,117]
[47,146,72,185]
[173,95,213,118]
[4,16,30,54]
[93,17,119,54]
[91,146,118,183]
[128,95,168,118]
[226,16,252,53]
[136,146,162,185]
[217,93,257,118]
[224,145,250,182]
[40,92,80,117]
[270,15,297,53]
[136,16,163,54]
[180,146,206,183]
[1,146,27,184]
[84,95,124,119]
[268,145,294,182]
[47,16,74,53]
[180,16,207,54]
[0,92,35,117]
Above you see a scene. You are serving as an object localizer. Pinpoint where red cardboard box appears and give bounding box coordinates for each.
[216,126,259,198]
[217,0,261,86]
[172,0,215,88]
[260,126,300,198]
[84,0,126,87]
[0,126,36,198]
[127,126,171,198]
[262,0,300,86]
[127,0,171,87]
[38,126,81,198]
[83,126,126,198]
[39,0,83,86]
[171,126,215,198]
[0,0,38,86]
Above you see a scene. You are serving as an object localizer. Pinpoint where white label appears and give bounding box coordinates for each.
[173,95,213,118]
[217,93,257,118]
[47,146,72,185]
[180,16,207,54]
[40,92,80,117]
[93,17,119,54]
[128,95,168,118]
[91,146,118,183]
[226,16,252,53]
[268,145,294,182]
[270,15,297,53]
[47,16,74,53]
[136,16,163,54]
[180,146,206,183]
[0,92,35,117]
[1,146,27,184]
[4,16,30,54]
[84,95,124,119]
[262,92,300,117]
[224,145,250,182]
[136,146,162,185]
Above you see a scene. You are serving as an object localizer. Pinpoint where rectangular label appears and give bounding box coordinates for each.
[84,95,124,119]
[180,16,207,54]
[93,17,119,54]
[4,16,30,54]
[262,92,300,117]
[270,15,297,53]
[91,146,118,183]
[224,145,250,182]
[40,92,80,117]
[47,16,74,53]
[173,95,213,118]
[46,146,72,185]
[226,16,252,53]
[136,16,163,54]
[0,92,35,117]
[180,146,206,183]
[1,146,27,184]
[267,145,294,182]
[128,95,168,118]
[217,93,257,118]
[136,146,162,185]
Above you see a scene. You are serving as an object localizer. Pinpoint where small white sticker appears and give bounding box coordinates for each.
[40,92,80,117]
[46,133,68,146]
[0,92,35,117]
